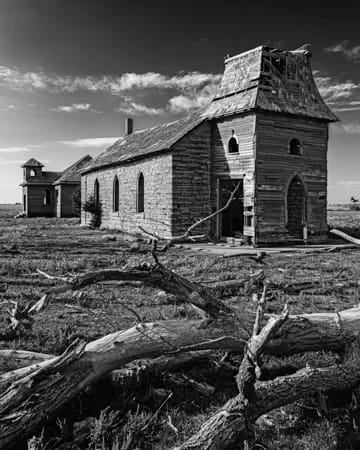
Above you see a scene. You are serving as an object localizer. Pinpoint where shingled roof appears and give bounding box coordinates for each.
[54,155,92,184]
[21,158,44,168]
[207,45,338,121]
[83,45,337,174]
[82,112,205,174]
[20,171,62,186]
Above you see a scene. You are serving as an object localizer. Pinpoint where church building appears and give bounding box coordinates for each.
[80,45,338,245]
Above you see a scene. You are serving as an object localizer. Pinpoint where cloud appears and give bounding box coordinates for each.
[60,137,119,148]
[0,65,221,97]
[326,41,360,62]
[0,104,17,111]
[0,157,31,165]
[332,123,360,134]
[116,101,165,116]
[53,103,99,113]
[168,82,218,113]
[337,180,360,188]
[314,71,360,113]
[0,145,40,153]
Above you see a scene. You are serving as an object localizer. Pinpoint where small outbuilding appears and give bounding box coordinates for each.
[21,155,92,217]
[81,45,338,245]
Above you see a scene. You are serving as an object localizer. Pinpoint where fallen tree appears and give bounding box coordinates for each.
[3,200,360,448]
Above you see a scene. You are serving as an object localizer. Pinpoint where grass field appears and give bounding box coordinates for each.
[1,210,360,449]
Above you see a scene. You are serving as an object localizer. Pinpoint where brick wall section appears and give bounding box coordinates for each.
[255,112,328,244]
[81,152,173,237]
[171,122,211,235]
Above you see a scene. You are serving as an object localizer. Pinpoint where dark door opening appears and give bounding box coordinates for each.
[219,179,244,237]
[287,176,305,237]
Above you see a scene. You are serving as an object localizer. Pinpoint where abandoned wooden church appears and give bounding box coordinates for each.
[21,155,92,217]
[81,45,338,245]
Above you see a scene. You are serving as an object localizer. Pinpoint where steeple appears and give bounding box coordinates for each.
[207,45,338,122]
[21,158,44,181]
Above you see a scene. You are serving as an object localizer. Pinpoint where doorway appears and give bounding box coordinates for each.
[219,179,244,237]
[286,176,306,237]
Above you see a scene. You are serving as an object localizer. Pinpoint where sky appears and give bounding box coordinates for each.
[0,0,359,203]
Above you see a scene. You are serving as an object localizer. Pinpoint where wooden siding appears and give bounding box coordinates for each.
[172,122,211,235]
[210,113,256,237]
[255,112,328,244]
[58,184,79,217]
[25,185,54,217]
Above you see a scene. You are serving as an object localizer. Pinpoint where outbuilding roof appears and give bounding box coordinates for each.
[20,171,62,186]
[21,158,44,168]
[54,155,92,184]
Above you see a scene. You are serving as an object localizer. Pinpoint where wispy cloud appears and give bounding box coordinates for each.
[53,103,99,113]
[0,104,17,111]
[0,144,40,153]
[332,123,360,134]
[326,41,360,62]
[337,180,360,188]
[60,137,119,148]
[116,101,165,116]
[314,71,360,112]
[0,157,29,165]
[0,65,221,97]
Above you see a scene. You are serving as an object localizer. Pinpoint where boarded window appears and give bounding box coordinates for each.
[137,173,144,213]
[113,176,119,212]
[228,135,239,153]
[289,138,302,155]
[94,179,100,204]
[44,190,51,205]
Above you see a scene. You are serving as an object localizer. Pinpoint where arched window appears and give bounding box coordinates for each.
[289,138,302,155]
[137,172,144,213]
[228,131,239,153]
[94,179,100,205]
[30,169,36,177]
[113,175,119,212]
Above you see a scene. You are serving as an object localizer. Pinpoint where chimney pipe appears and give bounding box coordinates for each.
[125,118,133,135]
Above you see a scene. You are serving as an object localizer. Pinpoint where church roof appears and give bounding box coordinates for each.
[54,155,92,184]
[83,45,338,174]
[207,45,338,121]
[82,112,205,174]
[21,158,44,168]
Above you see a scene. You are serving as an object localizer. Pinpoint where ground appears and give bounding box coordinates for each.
[1,208,360,449]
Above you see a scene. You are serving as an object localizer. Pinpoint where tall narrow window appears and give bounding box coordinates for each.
[137,172,144,213]
[113,175,119,212]
[228,131,239,153]
[44,190,51,205]
[30,169,36,177]
[94,179,100,205]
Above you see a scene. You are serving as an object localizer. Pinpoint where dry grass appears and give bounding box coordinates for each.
[1,210,360,448]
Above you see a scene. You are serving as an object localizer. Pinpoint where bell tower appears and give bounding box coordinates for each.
[21,158,44,181]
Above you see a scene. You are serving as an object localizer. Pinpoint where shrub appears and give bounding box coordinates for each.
[82,195,102,228]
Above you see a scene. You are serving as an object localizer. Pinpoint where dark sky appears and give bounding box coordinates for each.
[0,0,359,202]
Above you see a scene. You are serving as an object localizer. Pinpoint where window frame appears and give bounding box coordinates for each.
[288,137,303,156]
[227,132,239,154]
[137,172,144,213]
[94,179,100,205]
[113,175,119,212]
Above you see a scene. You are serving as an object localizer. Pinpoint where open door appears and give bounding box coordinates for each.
[219,179,244,237]
[286,176,306,237]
